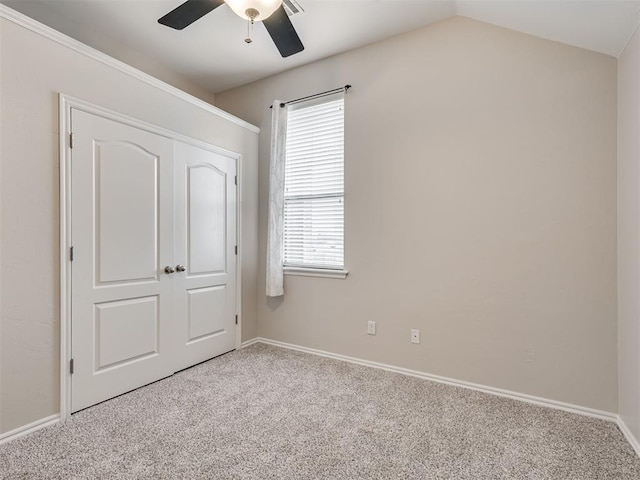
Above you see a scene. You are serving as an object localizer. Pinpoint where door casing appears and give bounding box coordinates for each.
[59,94,244,420]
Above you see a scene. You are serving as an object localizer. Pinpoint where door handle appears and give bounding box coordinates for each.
[175,265,186,272]
[164,266,175,274]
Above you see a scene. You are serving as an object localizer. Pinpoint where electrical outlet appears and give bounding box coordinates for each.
[524,348,535,363]
[367,321,376,335]
[411,329,420,344]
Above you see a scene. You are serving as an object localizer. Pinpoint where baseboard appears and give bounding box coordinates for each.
[618,416,640,458]
[0,345,628,453]
[240,338,262,349]
[248,337,617,423]
[0,414,60,445]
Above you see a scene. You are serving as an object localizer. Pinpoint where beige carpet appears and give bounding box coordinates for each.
[1,343,639,479]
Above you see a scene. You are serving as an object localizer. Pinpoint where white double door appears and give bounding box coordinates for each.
[70,109,237,412]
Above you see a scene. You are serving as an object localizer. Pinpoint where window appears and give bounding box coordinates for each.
[283,95,345,273]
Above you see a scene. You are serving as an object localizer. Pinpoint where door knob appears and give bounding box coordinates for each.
[164,266,175,274]
[176,265,186,272]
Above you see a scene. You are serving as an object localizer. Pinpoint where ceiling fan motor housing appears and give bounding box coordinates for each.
[226,0,283,21]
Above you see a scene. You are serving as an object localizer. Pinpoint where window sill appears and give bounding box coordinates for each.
[283,267,349,279]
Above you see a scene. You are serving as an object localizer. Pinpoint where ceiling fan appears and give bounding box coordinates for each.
[158,0,304,58]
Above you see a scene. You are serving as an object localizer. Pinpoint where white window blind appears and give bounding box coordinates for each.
[283,95,344,270]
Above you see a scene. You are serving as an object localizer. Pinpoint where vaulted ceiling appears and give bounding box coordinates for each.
[3,1,640,94]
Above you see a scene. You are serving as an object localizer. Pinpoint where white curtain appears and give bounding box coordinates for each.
[266,101,288,297]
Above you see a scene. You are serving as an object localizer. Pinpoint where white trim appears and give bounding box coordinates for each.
[241,338,263,349]
[247,338,618,422]
[60,95,245,159]
[235,154,243,350]
[59,95,72,421]
[0,5,259,134]
[59,94,244,420]
[0,414,60,445]
[619,17,640,57]
[618,416,640,458]
[3,342,630,449]
[284,267,349,279]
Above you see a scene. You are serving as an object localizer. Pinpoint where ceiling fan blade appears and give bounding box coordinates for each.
[158,0,225,30]
[262,5,304,58]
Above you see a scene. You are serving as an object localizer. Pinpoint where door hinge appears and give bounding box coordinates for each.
[70,358,74,374]
[69,132,74,149]
[70,246,74,262]
[235,314,238,325]
[234,175,238,186]
[234,245,238,255]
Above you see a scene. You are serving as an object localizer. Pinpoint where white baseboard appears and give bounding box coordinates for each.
[618,416,640,458]
[0,414,60,445]
[244,337,617,423]
[240,338,263,349]
[2,342,629,452]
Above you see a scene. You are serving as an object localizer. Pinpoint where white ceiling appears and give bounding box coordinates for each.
[3,0,640,94]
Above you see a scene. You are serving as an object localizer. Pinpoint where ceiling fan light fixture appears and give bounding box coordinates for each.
[225,0,283,21]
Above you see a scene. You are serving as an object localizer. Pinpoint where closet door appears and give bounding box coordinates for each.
[172,141,237,371]
[70,109,176,412]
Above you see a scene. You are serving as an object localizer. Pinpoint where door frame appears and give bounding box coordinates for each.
[59,94,244,420]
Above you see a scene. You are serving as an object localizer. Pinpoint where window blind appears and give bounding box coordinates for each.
[283,96,344,269]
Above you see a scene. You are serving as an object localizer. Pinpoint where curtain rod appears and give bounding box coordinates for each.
[270,85,351,109]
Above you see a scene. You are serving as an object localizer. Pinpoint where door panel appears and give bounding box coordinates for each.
[174,141,236,371]
[95,142,159,284]
[188,164,227,275]
[71,109,175,413]
[94,296,159,371]
[187,286,227,342]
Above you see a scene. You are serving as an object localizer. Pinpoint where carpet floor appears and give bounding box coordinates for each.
[1,343,639,479]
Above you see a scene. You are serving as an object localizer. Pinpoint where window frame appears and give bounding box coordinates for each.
[282,94,348,279]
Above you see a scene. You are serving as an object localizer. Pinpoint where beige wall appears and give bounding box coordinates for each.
[217,17,618,412]
[2,0,217,105]
[618,24,640,446]
[0,16,258,434]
